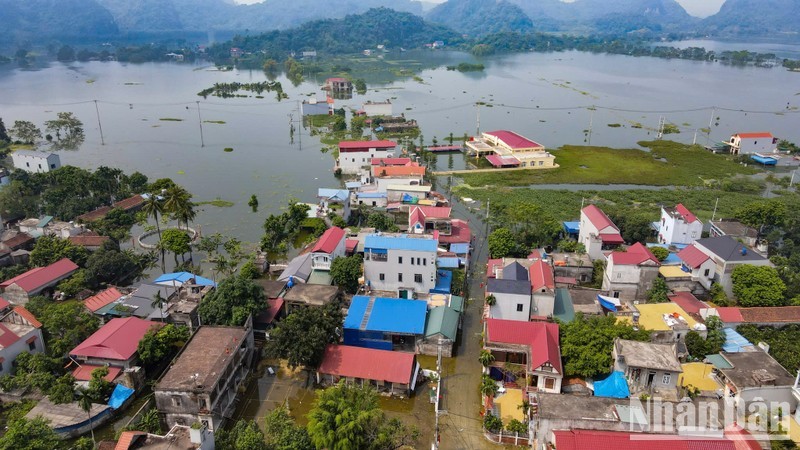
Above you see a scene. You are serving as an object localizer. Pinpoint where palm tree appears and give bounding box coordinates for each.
[78,388,95,447]
[152,291,166,321]
[142,193,165,271]
[485,295,497,306]
[478,350,496,367]
[164,186,196,230]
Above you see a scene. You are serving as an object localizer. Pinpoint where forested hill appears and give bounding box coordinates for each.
[426,0,535,37]
[701,0,800,38]
[0,0,119,41]
[208,8,463,63]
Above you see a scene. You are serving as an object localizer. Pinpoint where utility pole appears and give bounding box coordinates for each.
[475,103,481,136]
[93,100,105,145]
[693,129,698,145]
[587,106,594,145]
[297,100,302,151]
[707,107,716,144]
[712,197,719,221]
[790,170,797,188]
[657,116,665,140]
[196,101,205,147]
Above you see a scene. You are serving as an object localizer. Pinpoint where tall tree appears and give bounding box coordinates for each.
[306,383,385,450]
[142,193,166,270]
[263,407,314,450]
[488,227,516,258]
[731,264,787,307]
[265,300,343,369]
[0,416,61,450]
[198,274,265,326]
[330,255,362,294]
[30,235,89,267]
[160,228,192,265]
[0,117,10,143]
[77,388,95,447]
[560,313,650,378]
[9,120,42,144]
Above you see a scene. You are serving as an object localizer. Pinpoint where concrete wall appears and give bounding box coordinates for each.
[419,337,454,358]
[11,153,61,173]
[0,329,44,376]
[488,292,531,322]
[338,148,392,174]
[364,248,437,293]
[659,211,703,245]
[532,292,554,317]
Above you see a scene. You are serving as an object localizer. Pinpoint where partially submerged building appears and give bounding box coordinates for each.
[316,344,420,396]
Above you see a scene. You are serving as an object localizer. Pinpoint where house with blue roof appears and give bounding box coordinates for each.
[363,233,438,298]
[343,296,427,352]
[317,188,351,222]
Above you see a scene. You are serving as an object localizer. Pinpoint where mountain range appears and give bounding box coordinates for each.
[0,0,797,45]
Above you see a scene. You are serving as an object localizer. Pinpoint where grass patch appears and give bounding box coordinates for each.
[159,118,183,121]
[223,147,234,152]
[204,120,226,124]
[459,140,758,187]
[198,198,235,207]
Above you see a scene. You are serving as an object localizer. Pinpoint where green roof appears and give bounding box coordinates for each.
[705,354,733,370]
[307,270,332,286]
[425,306,459,340]
[449,295,465,313]
[553,288,575,323]
[37,216,54,228]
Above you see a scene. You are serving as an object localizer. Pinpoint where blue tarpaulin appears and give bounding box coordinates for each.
[598,294,620,312]
[563,221,580,235]
[722,327,753,353]
[594,371,630,398]
[431,270,453,294]
[108,384,134,410]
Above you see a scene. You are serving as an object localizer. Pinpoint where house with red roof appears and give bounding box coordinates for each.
[658,203,703,246]
[336,139,397,174]
[465,130,556,170]
[83,287,125,313]
[681,236,771,295]
[409,205,452,235]
[728,131,777,155]
[676,244,717,291]
[0,306,45,377]
[70,317,162,370]
[484,318,562,393]
[602,243,661,302]
[550,429,750,450]
[316,344,420,396]
[310,226,346,271]
[0,258,79,305]
[578,205,624,260]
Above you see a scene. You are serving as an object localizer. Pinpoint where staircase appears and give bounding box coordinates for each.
[360,297,377,330]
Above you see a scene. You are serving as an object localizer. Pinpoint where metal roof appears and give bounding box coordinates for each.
[486,278,531,296]
[344,296,427,335]
[425,306,459,340]
[364,234,437,252]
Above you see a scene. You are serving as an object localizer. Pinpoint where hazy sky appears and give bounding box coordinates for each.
[232,0,727,18]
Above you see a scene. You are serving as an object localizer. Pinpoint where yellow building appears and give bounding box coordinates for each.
[466,130,557,169]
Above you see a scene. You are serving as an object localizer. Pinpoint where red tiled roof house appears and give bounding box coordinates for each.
[484,318,562,394]
[337,140,397,174]
[0,306,45,377]
[310,226,346,271]
[70,317,162,370]
[578,204,624,260]
[316,344,420,396]
[659,203,703,246]
[0,258,79,305]
[602,243,661,302]
[729,132,777,155]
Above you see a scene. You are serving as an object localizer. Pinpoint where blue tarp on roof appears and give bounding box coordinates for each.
[364,234,437,252]
[751,154,777,165]
[155,272,217,287]
[344,296,426,334]
[722,327,753,353]
[431,270,452,295]
[437,257,460,268]
[563,221,580,234]
[449,243,470,255]
[593,371,630,399]
[108,384,134,409]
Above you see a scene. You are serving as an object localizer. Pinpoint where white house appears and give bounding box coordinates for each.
[0,306,45,376]
[310,227,346,271]
[692,236,772,296]
[728,132,778,155]
[301,98,332,116]
[486,262,532,322]
[336,140,397,174]
[658,204,703,246]
[11,150,61,173]
[363,233,437,298]
[362,100,392,117]
[602,243,661,302]
[578,204,624,260]
[317,188,351,222]
[675,244,717,290]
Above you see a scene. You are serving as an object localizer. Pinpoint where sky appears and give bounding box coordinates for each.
[232,0,728,18]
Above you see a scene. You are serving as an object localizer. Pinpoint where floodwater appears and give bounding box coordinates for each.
[2,46,800,244]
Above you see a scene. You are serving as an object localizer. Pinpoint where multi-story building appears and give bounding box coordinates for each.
[578,205,624,260]
[336,140,397,174]
[602,243,661,302]
[658,204,703,245]
[363,233,437,297]
[0,306,44,376]
[11,150,61,173]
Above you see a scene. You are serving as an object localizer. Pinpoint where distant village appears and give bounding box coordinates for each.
[1,75,800,450]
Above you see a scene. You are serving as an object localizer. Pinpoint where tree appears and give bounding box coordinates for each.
[650,246,669,262]
[736,200,787,235]
[87,367,113,401]
[685,330,707,359]
[488,227,516,258]
[137,324,189,365]
[0,416,61,450]
[366,213,398,232]
[263,407,314,450]
[560,313,650,378]
[483,413,503,433]
[478,349,495,367]
[485,294,496,306]
[506,418,527,434]
[647,277,670,303]
[160,228,192,264]
[44,112,84,148]
[590,259,605,288]
[85,245,143,286]
[56,45,75,61]
[731,265,787,307]
[265,301,343,369]
[90,208,135,243]
[330,255,362,294]
[164,185,196,230]
[198,274,265,326]
[26,299,100,357]
[57,269,90,298]
[9,120,42,144]
[47,373,76,404]
[216,420,268,450]
[480,374,498,398]
[142,193,165,270]
[77,388,96,447]
[708,283,730,306]
[0,117,10,143]
[30,235,89,267]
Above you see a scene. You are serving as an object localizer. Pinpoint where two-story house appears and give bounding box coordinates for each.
[676,244,718,290]
[337,140,396,174]
[317,188,351,222]
[486,262,532,322]
[484,318,563,393]
[612,338,682,397]
[155,318,255,432]
[0,306,44,376]
[578,205,624,260]
[602,243,661,302]
[530,259,556,318]
[310,226,346,271]
[363,233,437,298]
[11,150,61,173]
[658,204,703,245]
[690,236,771,296]
[728,132,777,155]
[70,317,161,377]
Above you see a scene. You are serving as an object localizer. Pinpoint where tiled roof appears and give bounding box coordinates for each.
[552,429,738,450]
[338,140,396,150]
[112,194,145,211]
[716,307,744,323]
[69,234,111,247]
[739,306,800,324]
[484,130,543,149]
[0,258,79,293]
[485,319,561,373]
[675,203,699,224]
[84,288,124,313]
[529,259,555,291]
[11,306,42,328]
[668,292,708,315]
[735,132,773,139]
[0,297,9,311]
[1,232,33,249]
[70,317,161,361]
[311,227,345,254]
[76,206,112,223]
[114,431,146,450]
[438,219,471,245]
[0,323,21,348]
[373,165,425,177]
[582,204,618,232]
[611,242,660,266]
[72,364,121,382]
[677,244,711,269]
[317,345,415,385]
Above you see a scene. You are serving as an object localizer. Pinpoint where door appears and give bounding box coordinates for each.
[399,289,408,299]
[646,371,656,388]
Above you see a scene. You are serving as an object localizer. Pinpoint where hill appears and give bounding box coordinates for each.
[702,0,800,38]
[426,0,534,37]
[208,7,463,63]
[0,0,119,42]
[578,0,698,34]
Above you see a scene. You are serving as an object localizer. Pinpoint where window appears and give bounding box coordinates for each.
[411,258,415,265]
[26,162,30,167]
[398,273,403,282]
[172,396,182,407]
[38,164,42,169]
[50,164,56,169]
[398,256,403,264]
[414,274,422,283]
[199,397,208,410]
[613,291,620,298]
[539,161,543,166]
[704,269,710,277]
[28,340,36,351]
[662,373,671,385]
[423,258,427,266]
[516,304,524,312]
[379,273,385,281]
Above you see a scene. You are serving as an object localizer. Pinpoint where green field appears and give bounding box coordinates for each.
[459,140,758,187]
